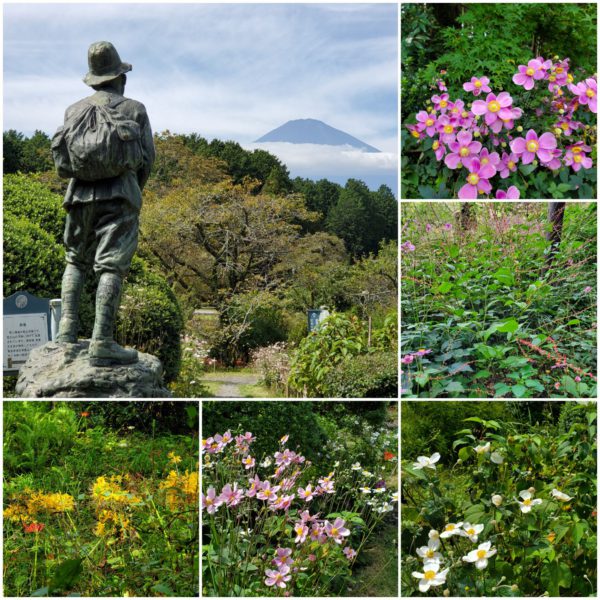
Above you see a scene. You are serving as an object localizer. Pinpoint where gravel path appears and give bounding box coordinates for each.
[202,371,261,398]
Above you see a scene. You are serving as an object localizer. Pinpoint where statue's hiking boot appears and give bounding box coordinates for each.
[56,318,78,344]
[89,339,138,366]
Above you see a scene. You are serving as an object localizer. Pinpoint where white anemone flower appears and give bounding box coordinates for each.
[412,560,449,592]
[517,489,543,513]
[474,442,491,454]
[417,540,443,562]
[461,522,484,542]
[490,451,504,464]
[440,522,463,538]
[491,494,503,507]
[462,541,497,569]
[551,489,573,502]
[412,453,441,470]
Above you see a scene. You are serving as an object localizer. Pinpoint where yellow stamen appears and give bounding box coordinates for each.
[477,549,487,559]
[424,570,436,580]
[488,100,501,113]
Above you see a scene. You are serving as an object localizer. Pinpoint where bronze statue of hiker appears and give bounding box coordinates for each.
[52,41,155,366]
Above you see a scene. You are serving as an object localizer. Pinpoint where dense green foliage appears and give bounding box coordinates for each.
[288,312,398,398]
[3,130,54,174]
[4,401,198,597]
[401,401,597,597]
[401,203,597,398]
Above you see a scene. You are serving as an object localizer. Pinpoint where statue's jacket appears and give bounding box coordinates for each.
[63,90,155,211]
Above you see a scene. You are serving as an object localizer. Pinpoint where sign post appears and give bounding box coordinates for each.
[3,292,52,374]
[307,308,330,333]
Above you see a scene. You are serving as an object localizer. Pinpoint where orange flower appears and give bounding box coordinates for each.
[383,451,396,461]
[23,522,45,533]
[81,412,90,418]
[547,531,556,543]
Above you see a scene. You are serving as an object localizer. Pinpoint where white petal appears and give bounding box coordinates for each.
[430,452,441,463]
[532,499,543,506]
[429,538,440,551]
[412,462,424,470]
[476,558,488,569]
[519,490,532,500]
[417,456,429,464]
[520,503,531,513]
[422,560,440,573]
[479,541,492,551]
[474,524,485,533]
[487,548,497,557]
[419,581,431,593]
[411,571,424,579]
[417,547,428,558]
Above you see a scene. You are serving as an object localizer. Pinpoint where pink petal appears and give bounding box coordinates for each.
[490,120,503,134]
[448,141,460,152]
[471,100,487,115]
[498,108,513,120]
[582,156,593,169]
[444,153,461,169]
[497,92,512,107]
[470,157,481,172]
[496,190,507,199]
[513,73,528,86]
[485,112,496,126]
[524,78,534,91]
[458,183,478,199]
[521,151,535,165]
[457,130,472,145]
[478,178,492,193]
[510,138,526,154]
[480,77,490,85]
[539,132,557,149]
[590,97,597,113]
[507,186,520,199]
[525,129,539,141]
[479,163,496,179]
[463,82,474,92]
[469,141,482,154]
[537,148,552,163]
[482,85,492,93]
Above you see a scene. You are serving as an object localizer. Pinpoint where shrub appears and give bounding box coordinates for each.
[116,257,184,383]
[4,402,78,474]
[400,401,512,460]
[322,352,398,398]
[3,173,66,242]
[3,213,65,298]
[202,401,328,466]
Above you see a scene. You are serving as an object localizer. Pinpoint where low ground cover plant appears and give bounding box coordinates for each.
[403,54,597,198]
[401,202,597,398]
[202,416,398,597]
[3,402,199,597]
[401,401,597,596]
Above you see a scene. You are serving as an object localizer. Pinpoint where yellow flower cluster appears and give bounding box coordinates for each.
[159,469,199,511]
[91,475,141,538]
[167,451,182,464]
[3,489,75,523]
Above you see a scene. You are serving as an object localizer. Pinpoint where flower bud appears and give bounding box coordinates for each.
[501,142,507,147]
[554,128,562,136]
[517,126,523,132]
[558,109,565,114]
[532,160,538,167]
[528,486,536,494]
[511,585,519,592]
[474,131,481,138]
[443,590,450,597]
[492,494,503,506]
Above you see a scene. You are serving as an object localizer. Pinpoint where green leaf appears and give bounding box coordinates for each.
[437,281,453,294]
[519,163,536,176]
[50,559,83,592]
[31,588,50,597]
[445,381,465,394]
[541,561,572,596]
[511,384,527,397]
[458,446,471,462]
[497,318,519,334]
[493,267,515,286]
[415,373,429,386]
[571,521,587,546]
[152,584,175,596]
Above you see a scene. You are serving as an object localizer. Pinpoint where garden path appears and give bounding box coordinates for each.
[202,371,261,397]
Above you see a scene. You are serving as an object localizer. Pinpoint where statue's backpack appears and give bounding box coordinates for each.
[51,97,143,181]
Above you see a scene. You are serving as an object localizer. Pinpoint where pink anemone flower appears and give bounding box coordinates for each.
[499,152,519,178]
[564,143,593,172]
[432,138,446,161]
[513,59,546,90]
[471,92,514,132]
[569,78,597,113]
[435,114,457,144]
[325,518,351,544]
[510,129,557,164]
[463,76,491,96]
[444,130,482,169]
[458,157,495,199]
[431,93,450,112]
[265,565,292,588]
[415,110,438,137]
[202,486,224,514]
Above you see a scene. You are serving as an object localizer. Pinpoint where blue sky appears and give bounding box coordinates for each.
[4,2,398,192]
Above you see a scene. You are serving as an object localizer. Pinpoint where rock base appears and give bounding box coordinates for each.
[15,341,171,398]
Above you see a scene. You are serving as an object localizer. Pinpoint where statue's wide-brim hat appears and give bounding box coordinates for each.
[83,41,132,86]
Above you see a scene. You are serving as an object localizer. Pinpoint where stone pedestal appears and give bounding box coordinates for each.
[15,341,171,398]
